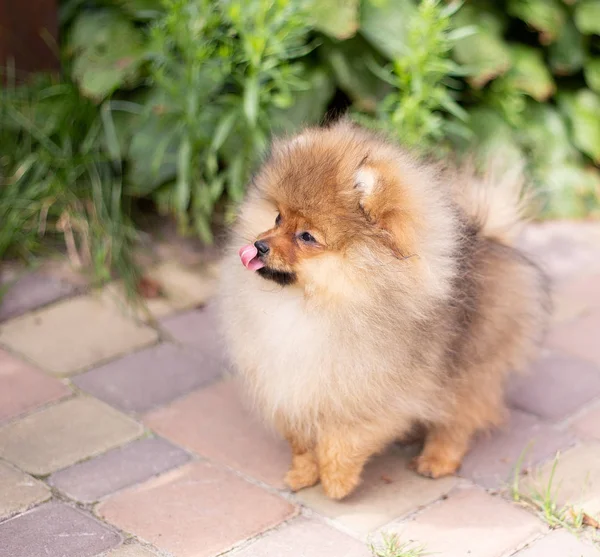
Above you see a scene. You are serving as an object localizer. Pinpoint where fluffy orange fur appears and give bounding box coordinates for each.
[217,121,550,499]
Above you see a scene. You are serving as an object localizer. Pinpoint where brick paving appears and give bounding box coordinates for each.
[0,222,599,557]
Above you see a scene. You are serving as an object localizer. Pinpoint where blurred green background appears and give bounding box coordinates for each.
[1,0,599,294]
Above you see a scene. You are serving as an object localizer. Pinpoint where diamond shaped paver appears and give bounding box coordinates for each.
[459,409,576,489]
[296,445,457,537]
[97,461,296,557]
[522,443,600,517]
[232,517,371,557]
[0,502,122,557]
[548,312,600,368]
[74,343,219,414]
[0,349,70,423]
[0,270,79,322]
[0,295,158,375]
[0,397,143,475]
[514,530,599,557]
[507,354,600,421]
[144,380,290,487]
[0,460,50,520]
[571,405,600,441]
[49,437,190,503]
[387,487,543,557]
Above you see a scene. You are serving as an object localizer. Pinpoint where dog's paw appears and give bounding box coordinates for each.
[284,453,319,492]
[410,454,459,479]
[320,469,360,500]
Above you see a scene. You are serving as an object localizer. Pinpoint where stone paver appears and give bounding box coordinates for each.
[0,222,596,557]
[387,487,543,557]
[0,349,70,423]
[518,221,600,283]
[522,443,600,517]
[296,445,457,537]
[507,354,600,421]
[144,380,290,487]
[0,501,122,557]
[552,273,600,324]
[159,304,218,345]
[49,437,190,503]
[148,260,218,312]
[0,460,50,520]
[514,530,599,557]
[0,270,79,322]
[74,343,218,414]
[0,295,158,375]
[160,304,231,377]
[101,261,217,323]
[548,312,600,368]
[0,397,143,475]
[230,517,371,557]
[571,404,600,441]
[97,461,296,557]
[106,544,159,557]
[159,304,229,374]
[459,409,576,489]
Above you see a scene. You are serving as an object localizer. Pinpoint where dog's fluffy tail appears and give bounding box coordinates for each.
[452,155,533,246]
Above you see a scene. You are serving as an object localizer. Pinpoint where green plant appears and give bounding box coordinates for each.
[369,532,428,557]
[2,0,600,288]
[356,0,472,151]
[0,75,141,297]
[124,0,324,242]
[511,449,595,535]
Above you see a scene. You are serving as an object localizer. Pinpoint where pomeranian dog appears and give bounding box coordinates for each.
[217,120,550,500]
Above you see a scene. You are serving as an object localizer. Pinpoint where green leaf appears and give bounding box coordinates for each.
[67,10,147,102]
[176,137,192,215]
[211,109,239,152]
[360,0,416,60]
[243,74,259,126]
[465,107,524,169]
[452,4,511,88]
[125,114,181,196]
[539,164,600,219]
[519,102,580,166]
[507,0,566,44]
[100,102,121,166]
[503,45,555,101]
[194,215,213,244]
[320,36,391,112]
[110,0,165,20]
[269,66,335,133]
[559,89,600,163]
[312,0,359,39]
[584,59,600,93]
[574,0,600,34]
[227,155,246,202]
[549,17,586,75]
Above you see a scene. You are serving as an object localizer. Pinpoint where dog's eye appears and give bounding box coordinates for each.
[298,231,316,244]
[275,213,281,226]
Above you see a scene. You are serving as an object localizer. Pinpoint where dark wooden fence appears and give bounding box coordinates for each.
[0,0,60,79]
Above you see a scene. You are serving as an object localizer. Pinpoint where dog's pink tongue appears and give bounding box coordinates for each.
[239,244,265,271]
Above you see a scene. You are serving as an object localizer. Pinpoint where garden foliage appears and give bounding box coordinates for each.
[1,0,599,285]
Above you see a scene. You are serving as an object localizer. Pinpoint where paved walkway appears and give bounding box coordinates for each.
[0,222,599,557]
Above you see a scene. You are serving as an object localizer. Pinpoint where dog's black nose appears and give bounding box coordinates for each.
[255,240,270,256]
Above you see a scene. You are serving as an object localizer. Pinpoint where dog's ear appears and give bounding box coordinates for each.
[354,161,418,258]
[354,166,378,217]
